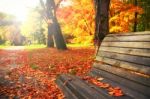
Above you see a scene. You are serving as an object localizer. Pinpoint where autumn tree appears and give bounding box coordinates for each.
[52,0,145,45]
[40,0,67,50]
[57,0,110,45]
[57,0,95,44]
[0,12,24,45]
[45,0,54,47]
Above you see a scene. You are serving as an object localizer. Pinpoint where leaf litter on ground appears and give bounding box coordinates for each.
[0,47,124,98]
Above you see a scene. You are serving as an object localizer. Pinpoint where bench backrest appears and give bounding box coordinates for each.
[96,31,150,75]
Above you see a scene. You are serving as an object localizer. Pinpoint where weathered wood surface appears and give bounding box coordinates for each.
[101,42,150,49]
[107,31,150,36]
[98,51,150,66]
[90,69,150,99]
[93,63,150,86]
[56,74,110,99]
[92,32,150,99]
[96,56,150,75]
[90,68,150,98]
[97,32,150,75]
[56,79,78,99]
[104,34,150,42]
[56,74,133,99]
[99,46,150,57]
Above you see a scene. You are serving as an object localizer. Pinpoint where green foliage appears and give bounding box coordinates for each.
[0,12,15,20]
[137,0,150,31]
[25,44,46,50]
[69,68,77,75]
[30,64,39,70]
[0,45,9,49]
[4,41,12,46]
[21,7,46,44]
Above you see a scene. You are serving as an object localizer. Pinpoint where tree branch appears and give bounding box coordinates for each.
[55,0,63,9]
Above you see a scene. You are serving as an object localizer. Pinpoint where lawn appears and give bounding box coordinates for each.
[0,44,93,50]
[0,45,10,49]
[25,44,46,50]
[0,44,46,50]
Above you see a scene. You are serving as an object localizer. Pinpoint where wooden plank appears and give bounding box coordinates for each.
[60,75,133,99]
[86,78,133,99]
[98,51,150,66]
[107,31,150,36]
[90,68,150,97]
[103,35,150,42]
[93,63,150,86]
[58,74,110,99]
[89,72,149,99]
[95,56,150,75]
[55,79,78,99]
[101,42,150,49]
[99,46,150,57]
[57,75,133,99]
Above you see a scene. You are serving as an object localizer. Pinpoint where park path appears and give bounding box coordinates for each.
[0,46,26,98]
[0,46,25,77]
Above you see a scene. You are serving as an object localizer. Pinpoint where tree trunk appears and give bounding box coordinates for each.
[53,17,67,50]
[46,0,67,50]
[133,0,138,32]
[47,24,54,47]
[94,0,110,54]
[46,0,54,47]
[95,0,110,42]
[94,0,110,44]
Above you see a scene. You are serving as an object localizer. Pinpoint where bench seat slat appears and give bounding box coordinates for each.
[90,68,150,97]
[56,74,133,99]
[56,74,111,99]
[89,70,149,99]
[56,79,78,99]
[93,63,150,86]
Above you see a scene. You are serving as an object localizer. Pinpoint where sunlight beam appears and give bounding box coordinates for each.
[0,0,40,22]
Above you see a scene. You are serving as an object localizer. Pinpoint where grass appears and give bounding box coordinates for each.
[0,44,46,50]
[25,44,46,50]
[25,44,93,50]
[67,43,93,47]
[0,43,93,50]
[30,64,39,70]
[0,45,10,49]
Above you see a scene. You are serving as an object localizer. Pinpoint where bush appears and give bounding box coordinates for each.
[4,41,12,46]
[0,39,5,44]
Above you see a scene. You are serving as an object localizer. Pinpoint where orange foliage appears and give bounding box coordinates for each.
[110,0,143,33]
[57,0,143,44]
[57,0,95,44]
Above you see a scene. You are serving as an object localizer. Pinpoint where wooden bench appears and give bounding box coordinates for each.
[56,32,150,99]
